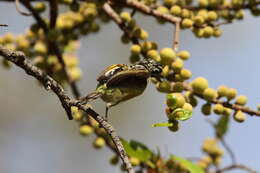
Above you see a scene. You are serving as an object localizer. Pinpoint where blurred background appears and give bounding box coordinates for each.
[0,2,260,173]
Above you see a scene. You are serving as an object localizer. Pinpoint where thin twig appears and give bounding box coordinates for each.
[0,24,8,27]
[216,164,257,173]
[219,137,236,165]
[49,0,58,28]
[15,0,31,16]
[173,21,180,51]
[0,45,134,173]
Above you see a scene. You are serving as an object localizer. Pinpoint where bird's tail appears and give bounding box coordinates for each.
[79,91,103,104]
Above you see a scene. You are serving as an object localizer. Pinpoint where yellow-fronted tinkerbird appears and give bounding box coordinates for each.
[80,59,162,120]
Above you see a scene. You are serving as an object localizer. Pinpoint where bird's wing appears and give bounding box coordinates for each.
[97,64,126,83]
[106,69,150,87]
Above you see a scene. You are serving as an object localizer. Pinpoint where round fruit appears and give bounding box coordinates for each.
[191,77,209,93]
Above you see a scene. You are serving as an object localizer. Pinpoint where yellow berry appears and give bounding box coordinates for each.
[234,110,246,123]
[217,85,229,97]
[164,0,177,6]
[258,104,260,111]
[213,104,224,115]
[198,0,209,7]
[194,15,205,26]
[226,88,237,100]
[120,12,132,23]
[191,77,209,93]
[180,69,192,80]
[223,107,232,116]
[171,59,183,73]
[170,5,182,16]
[213,28,222,37]
[156,6,169,14]
[93,137,106,149]
[34,41,47,54]
[203,88,218,101]
[166,93,186,108]
[69,67,82,81]
[147,50,161,62]
[178,50,190,60]
[235,95,248,105]
[161,65,170,77]
[208,11,218,21]
[182,103,193,112]
[182,18,193,28]
[33,2,46,12]
[160,48,176,65]
[201,103,212,115]
[203,26,214,37]
[181,9,191,18]
[79,125,93,136]
[130,44,141,55]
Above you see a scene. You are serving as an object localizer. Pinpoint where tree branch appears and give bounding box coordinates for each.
[183,82,260,117]
[216,164,257,173]
[0,45,134,173]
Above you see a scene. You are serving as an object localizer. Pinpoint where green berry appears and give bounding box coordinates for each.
[129,54,140,63]
[182,18,193,28]
[235,95,248,105]
[213,104,224,115]
[93,137,106,149]
[203,88,218,101]
[226,88,237,101]
[160,48,176,65]
[172,82,184,92]
[79,125,93,136]
[170,5,182,16]
[110,155,119,165]
[178,50,190,60]
[217,85,229,97]
[120,12,132,23]
[166,93,186,108]
[130,44,141,55]
[156,81,171,93]
[180,69,192,80]
[191,77,209,94]
[168,120,179,132]
[233,111,246,123]
[164,0,177,6]
[201,103,212,115]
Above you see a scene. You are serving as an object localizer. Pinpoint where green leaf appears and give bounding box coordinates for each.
[215,115,230,138]
[121,139,153,162]
[171,155,205,173]
[172,108,192,121]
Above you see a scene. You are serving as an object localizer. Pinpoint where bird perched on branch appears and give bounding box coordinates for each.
[80,59,162,120]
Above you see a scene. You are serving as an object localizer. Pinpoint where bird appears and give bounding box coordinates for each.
[80,58,162,120]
